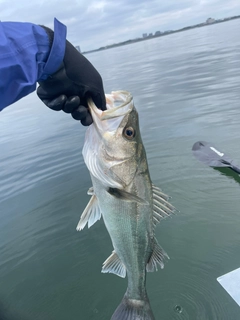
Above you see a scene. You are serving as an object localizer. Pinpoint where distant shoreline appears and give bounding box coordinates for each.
[82,15,240,55]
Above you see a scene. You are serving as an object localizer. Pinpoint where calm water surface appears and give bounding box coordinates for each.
[0,20,240,320]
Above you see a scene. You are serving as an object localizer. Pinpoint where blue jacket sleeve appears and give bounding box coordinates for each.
[0,18,66,111]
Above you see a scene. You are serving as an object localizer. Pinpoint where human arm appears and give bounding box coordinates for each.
[0,20,53,110]
[0,18,106,125]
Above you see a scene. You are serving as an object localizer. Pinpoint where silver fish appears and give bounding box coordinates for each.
[77,91,175,320]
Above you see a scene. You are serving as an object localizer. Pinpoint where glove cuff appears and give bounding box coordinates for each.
[39,18,67,80]
[40,25,54,47]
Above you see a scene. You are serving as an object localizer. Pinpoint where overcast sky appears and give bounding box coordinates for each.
[1,0,240,51]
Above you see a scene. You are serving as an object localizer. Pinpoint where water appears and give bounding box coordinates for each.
[1,19,240,320]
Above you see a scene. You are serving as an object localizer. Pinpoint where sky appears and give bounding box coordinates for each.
[1,0,240,51]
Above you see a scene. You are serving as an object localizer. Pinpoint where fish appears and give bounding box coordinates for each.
[77,91,175,320]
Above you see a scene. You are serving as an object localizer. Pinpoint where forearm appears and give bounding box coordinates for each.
[0,18,66,111]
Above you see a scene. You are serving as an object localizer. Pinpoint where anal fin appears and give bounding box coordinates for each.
[102,251,126,278]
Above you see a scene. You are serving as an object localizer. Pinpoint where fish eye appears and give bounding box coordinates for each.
[124,126,135,139]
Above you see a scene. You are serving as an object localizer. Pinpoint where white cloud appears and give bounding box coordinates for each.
[87,1,107,14]
[1,0,240,51]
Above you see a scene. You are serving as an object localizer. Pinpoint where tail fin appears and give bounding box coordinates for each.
[111,294,155,320]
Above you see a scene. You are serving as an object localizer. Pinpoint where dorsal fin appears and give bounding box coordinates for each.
[152,184,176,226]
[146,238,169,272]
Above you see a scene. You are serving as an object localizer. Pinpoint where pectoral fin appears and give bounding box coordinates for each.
[146,238,169,272]
[102,251,126,278]
[107,188,149,205]
[76,194,101,231]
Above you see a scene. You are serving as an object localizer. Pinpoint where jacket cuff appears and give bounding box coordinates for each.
[40,18,66,80]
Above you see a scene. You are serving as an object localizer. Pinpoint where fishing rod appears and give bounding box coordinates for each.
[192,141,240,174]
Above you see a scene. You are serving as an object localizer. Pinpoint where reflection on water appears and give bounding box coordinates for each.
[0,19,240,319]
[214,167,240,185]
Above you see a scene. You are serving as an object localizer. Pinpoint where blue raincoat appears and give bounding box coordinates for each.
[0,18,66,111]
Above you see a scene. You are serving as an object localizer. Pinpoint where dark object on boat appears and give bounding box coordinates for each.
[192,141,240,174]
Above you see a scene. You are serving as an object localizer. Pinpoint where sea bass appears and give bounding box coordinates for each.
[77,91,175,320]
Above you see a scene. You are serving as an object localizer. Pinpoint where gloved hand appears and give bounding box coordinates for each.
[37,28,106,126]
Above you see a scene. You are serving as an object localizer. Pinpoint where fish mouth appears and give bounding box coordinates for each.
[87,91,133,134]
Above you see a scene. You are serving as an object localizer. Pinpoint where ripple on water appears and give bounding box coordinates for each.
[150,258,230,320]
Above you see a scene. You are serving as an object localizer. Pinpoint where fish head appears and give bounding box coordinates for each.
[83,91,145,188]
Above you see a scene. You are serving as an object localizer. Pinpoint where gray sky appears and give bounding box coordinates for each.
[1,0,240,51]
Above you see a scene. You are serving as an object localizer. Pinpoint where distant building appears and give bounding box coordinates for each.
[75,45,81,52]
[155,31,161,36]
[206,18,215,24]
[142,33,147,38]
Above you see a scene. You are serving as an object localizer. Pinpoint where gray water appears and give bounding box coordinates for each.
[1,19,240,320]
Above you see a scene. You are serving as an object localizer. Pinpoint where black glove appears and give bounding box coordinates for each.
[37,27,106,126]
